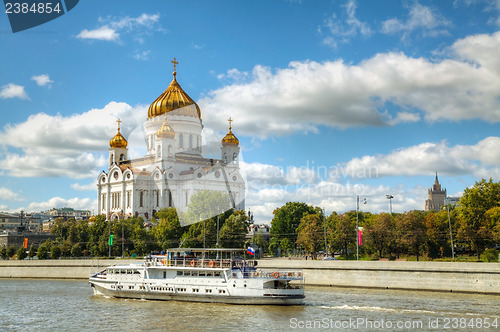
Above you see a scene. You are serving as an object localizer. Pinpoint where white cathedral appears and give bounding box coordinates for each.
[97,59,245,221]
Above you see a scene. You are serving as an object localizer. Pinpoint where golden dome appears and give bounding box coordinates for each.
[156,120,175,139]
[109,119,128,148]
[147,59,201,119]
[222,117,239,146]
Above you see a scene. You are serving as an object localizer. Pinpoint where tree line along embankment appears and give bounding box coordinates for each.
[0,258,499,295]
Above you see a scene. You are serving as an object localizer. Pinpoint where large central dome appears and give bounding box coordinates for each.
[147,71,201,119]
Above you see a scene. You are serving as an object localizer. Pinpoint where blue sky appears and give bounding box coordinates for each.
[1,0,500,222]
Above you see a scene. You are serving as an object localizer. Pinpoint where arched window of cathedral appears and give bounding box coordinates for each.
[224,153,227,164]
[233,153,237,164]
[189,134,193,148]
[119,154,125,161]
[110,154,113,166]
[168,145,172,157]
[156,145,161,159]
[168,190,172,207]
[140,191,144,208]
[179,134,184,148]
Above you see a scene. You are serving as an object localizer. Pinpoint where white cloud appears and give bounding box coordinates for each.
[0,187,22,201]
[199,31,500,138]
[242,136,500,221]
[0,102,146,179]
[71,182,96,191]
[31,74,54,88]
[244,165,425,221]
[343,137,500,179]
[0,83,29,100]
[77,13,161,43]
[26,197,96,213]
[381,3,451,38]
[77,26,119,41]
[133,50,151,61]
[320,0,372,48]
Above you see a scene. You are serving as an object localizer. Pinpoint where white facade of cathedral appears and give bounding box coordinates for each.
[96,64,245,221]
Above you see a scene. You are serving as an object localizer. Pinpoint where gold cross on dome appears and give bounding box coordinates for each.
[171,57,178,72]
[228,117,233,130]
[116,118,122,130]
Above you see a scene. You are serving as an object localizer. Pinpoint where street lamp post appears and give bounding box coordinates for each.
[121,210,124,258]
[323,208,328,255]
[108,216,111,258]
[386,195,394,214]
[356,196,366,261]
[446,204,455,260]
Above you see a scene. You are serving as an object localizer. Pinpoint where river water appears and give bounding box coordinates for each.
[0,279,498,331]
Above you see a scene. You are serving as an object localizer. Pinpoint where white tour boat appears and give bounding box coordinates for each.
[89,248,304,305]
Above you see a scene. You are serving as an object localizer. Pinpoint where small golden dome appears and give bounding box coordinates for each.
[109,119,128,148]
[147,58,201,119]
[222,117,239,146]
[156,120,175,139]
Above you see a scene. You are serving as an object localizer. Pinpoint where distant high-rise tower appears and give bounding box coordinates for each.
[425,173,447,212]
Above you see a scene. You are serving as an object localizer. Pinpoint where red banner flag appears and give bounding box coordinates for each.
[358,230,362,246]
[23,238,28,249]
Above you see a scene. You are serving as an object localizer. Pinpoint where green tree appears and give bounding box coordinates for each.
[128,217,152,256]
[71,243,83,257]
[458,178,500,259]
[51,217,71,242]
[154,208,183,249]
[37,241,51,260]
[485,206,500,245]
[28,244,37,259]
[296,214,323,256]
[6,245,16,259]
[50,244,61,259]
[60,240,72,257]
[396,210,426,261]
[0,246,7,260]
[365,213,394,258]
[270,202,318,250]
[87,215,108,257]
[251,232,269,255]
[279,238,293,253]
[425,208,456,259]
[219,212,248,248]
[327,213,355,260]
[182,190,231,226]
[17,246,27,260]
[181,218,217,248]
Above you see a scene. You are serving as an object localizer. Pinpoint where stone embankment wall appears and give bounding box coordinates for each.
[1,259,499,294]
[258,259,500,294]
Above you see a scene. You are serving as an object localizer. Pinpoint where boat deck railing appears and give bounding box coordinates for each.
[233,269,303,280]
[149,257,235,269]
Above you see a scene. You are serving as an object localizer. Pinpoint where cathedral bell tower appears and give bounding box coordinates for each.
[221,117,240,167]
[155,115,175,164]
[108,118,128,167]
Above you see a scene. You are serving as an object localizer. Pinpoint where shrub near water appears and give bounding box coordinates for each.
[480,249,499,262]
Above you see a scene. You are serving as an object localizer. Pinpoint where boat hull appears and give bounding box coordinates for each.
[90,280,304,305]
